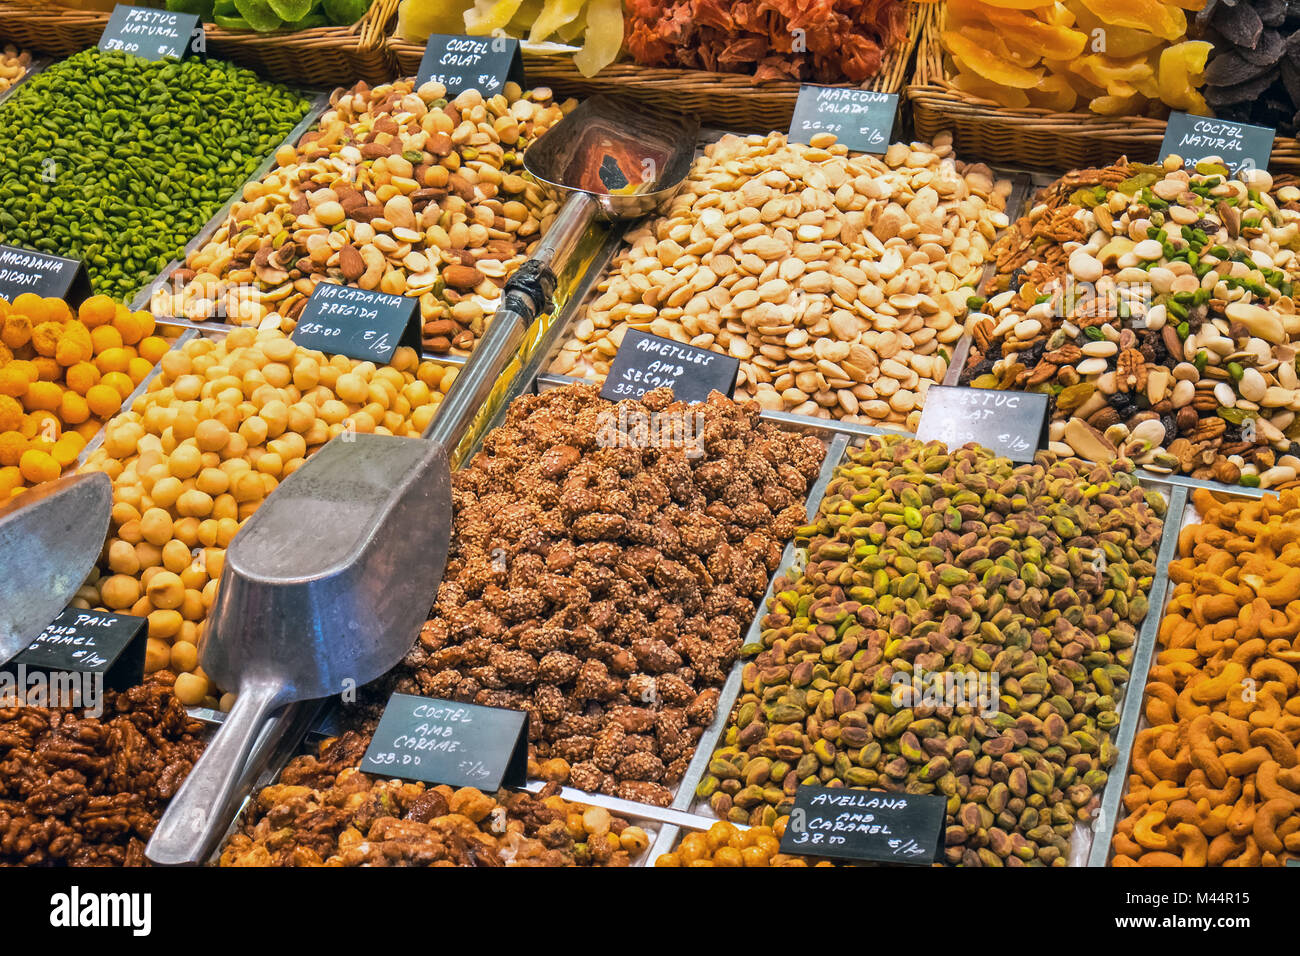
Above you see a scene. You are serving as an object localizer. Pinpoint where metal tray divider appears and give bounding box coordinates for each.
[1084,480,1188,867]
[645,431,852,861]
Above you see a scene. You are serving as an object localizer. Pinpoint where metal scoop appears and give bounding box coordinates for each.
[146,95,699,866]
[0,471,111,665]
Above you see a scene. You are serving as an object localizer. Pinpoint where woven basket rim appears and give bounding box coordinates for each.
[384,0,924,96]
[909,2,1179,131]
[0,0,392,46]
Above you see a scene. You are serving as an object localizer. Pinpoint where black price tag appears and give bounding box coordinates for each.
[601,330,739,405]
[916,385,1048,463]
[0,245,90,306]
[99,5,203,62]
[788,85,899,154]
[416,33,526,98]
[360,693,528,791]
[1160,112,1274,175]
[780,785,946,865]
[1,607,147,693]
[290,282,420,364]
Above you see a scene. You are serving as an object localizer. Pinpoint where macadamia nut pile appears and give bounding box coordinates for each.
[76,328,455,707]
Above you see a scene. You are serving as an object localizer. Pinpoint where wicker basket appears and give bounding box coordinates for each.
[0,0,396,86]
[908,2,1300,174]
[385,1,926,132]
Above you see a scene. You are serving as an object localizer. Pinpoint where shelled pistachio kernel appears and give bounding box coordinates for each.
[698,434,1166,866]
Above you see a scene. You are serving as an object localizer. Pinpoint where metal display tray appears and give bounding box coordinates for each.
[640,441,1192,866]
[1085,482,1280,867]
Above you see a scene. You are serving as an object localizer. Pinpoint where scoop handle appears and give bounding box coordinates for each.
[424,191,600,449]
[146,679,284,866]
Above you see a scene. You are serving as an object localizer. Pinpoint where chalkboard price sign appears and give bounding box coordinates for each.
[601,330,739,405]
[1,607,147,693]
[788,85,899,154]
[99,5,202,62]
[290,281,421,364]
[916,385,1049,463]
[0,245,90,306]
[1160,112,1274,175]
[416,33,526,98]
[779,785,947,865]
[360,693,529,791]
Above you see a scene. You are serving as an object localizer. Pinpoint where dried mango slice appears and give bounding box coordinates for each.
[974,0,1058,9]
[529,0,585,42]
[1025,73,1079,111]
[1071,52,1156,93]
[1158,40,1213,112]
[945,27,1039,69]
[1090,91,1145,114]
[464,0,526,34]
[1076,0,1185,43]
[1067,4,1166,57]
[944,30,1046,87]
[950,68,1032,107]
[572,0,620,76]
[983,6,1088,59]
[397,0,473,41]
[556,6,586,42]
[1045,3,1076,26]
[993,11,1086,59]
[945,0,996,25]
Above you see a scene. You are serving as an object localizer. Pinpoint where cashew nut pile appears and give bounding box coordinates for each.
[552,131,1010,429]
[1112,488,1300,866]
[0,45,31,97]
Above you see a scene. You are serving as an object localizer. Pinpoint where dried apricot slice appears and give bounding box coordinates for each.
[1071,52,1156,93]
[944,31,1046,87]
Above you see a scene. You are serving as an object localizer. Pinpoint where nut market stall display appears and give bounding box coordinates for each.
[1105,487,1300,867]
[3,2,1300,870]
[0,48,313,302]
[139,91,706,865]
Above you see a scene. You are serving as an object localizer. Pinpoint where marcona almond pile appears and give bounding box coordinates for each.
[553,131,1010,429]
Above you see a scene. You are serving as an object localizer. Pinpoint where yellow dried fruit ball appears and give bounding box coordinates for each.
[18,448,58,483]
